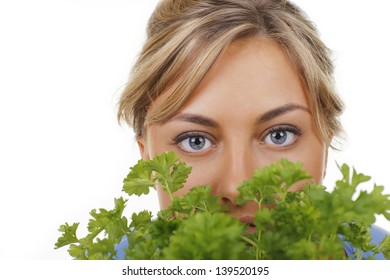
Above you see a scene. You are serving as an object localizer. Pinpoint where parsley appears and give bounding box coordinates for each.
[55,151,390,259]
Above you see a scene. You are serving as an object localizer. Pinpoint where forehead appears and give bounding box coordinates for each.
[176,37,309,120]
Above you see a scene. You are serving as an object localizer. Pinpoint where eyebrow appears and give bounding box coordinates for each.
[256,103,311,124]
[169,103,311,128]
[170,113,220,128]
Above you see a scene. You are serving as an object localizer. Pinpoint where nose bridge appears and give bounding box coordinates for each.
[215,140,255,202]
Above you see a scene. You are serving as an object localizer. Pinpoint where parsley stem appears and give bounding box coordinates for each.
[241,235,257,248]
[256,228,262,260]
[162,178,174,201]
[255,198,263,260]
[257,198,263,211]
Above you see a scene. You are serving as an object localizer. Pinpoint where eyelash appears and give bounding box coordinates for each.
[172,131,214,145]
[261,125,302,141]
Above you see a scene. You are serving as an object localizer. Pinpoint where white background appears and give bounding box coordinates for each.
[1,0,389,260]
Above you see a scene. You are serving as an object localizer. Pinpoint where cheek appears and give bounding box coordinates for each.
[304,155,326,184]
[288,142,327,191]
[179,162,216,194]
[301,140,327,184]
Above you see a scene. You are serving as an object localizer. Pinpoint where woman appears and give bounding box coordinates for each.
[117,0,387,259]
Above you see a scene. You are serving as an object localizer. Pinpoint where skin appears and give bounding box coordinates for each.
[137,37,328,226]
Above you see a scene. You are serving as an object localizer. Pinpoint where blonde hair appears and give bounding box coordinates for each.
[117,0,343,147]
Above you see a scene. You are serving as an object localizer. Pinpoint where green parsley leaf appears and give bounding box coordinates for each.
[169,185,226,216]
[54,222,79,249]
[236,159,311,207]
[123,159,155,196]
[147,151,192,197]
[379,235,390,259]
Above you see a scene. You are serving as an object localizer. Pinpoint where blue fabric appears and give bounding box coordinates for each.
[114,225,389,260]
[114,235,128,260]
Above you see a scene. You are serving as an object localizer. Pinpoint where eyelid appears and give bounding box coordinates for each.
[267,124,302,135]
[172,131,216,145]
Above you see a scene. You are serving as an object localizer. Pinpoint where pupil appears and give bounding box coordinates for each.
[271,131,287,144]
[189,137,205,150]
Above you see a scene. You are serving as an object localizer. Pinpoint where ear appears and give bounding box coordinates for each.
[137,135,149,160]
[323,146,329,179]
[137,135,155,189]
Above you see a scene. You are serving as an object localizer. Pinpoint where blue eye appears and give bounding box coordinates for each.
[262,125,302,147]
[174,132,214,153]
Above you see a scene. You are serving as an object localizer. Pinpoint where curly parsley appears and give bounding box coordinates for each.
[55,151,390,259]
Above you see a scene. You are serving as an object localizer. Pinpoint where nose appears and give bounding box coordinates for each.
[213,144,257,205]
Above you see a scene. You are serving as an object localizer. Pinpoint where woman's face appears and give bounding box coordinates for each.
[138,37,328,225]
